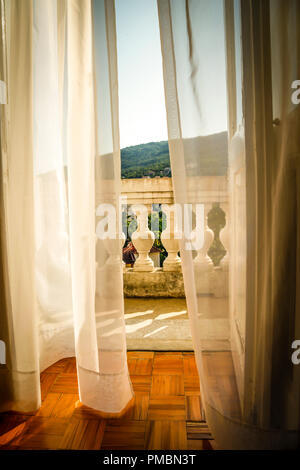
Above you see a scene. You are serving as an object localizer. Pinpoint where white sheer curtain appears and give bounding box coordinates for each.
[157,0,229,414]
[158,0,300,449]
[0,0,133,414]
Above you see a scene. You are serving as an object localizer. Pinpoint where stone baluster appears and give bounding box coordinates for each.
[95,233,125,312]
[212,207,229,297]
[121,232,126,272]
[193,204,214,294]
[131,205,155,271]
[102,231,126,271]
[161,206,182,272]
[219,217,229,269]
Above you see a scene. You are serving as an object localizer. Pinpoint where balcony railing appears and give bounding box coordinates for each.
[121,176,229,298]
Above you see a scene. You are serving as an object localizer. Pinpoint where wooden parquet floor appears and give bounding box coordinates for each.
[0,352,214,450]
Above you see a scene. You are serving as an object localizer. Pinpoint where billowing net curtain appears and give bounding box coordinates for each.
[0,0,132,413]
[158,0,300,449]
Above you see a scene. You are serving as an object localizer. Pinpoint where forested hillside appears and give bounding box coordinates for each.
[121,141,171,178]
[120,132,228,179]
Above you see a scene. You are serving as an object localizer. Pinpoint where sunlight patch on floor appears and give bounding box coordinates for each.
[124,310,154,319]
[124,298,192,350]
[155,310,187,321]
[125,318,153,334]
[144,325,168,338]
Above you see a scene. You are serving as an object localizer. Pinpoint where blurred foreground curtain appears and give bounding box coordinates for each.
[158,0,300,449]
[0,0,132,413]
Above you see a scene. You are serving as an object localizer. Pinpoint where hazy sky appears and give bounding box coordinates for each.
[115,0,227,149]
[115,0,168,149]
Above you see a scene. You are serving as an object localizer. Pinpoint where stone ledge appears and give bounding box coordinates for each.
[123,268,185,298]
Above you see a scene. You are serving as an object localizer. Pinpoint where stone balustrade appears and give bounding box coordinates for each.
[123,269,185,298]
[37,171,229,299]
[121,177,174,210]
[121,176,229,298]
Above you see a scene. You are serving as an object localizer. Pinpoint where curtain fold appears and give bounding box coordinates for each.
[67,0,100,403]
[0,0,133,414]
[34,0,73,371]
[268,0,300,432]
[157,0,229,412]
[158,0,300,449]
[0,0,40,412]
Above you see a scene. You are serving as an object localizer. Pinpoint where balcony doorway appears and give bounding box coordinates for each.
[115,0,194,351]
